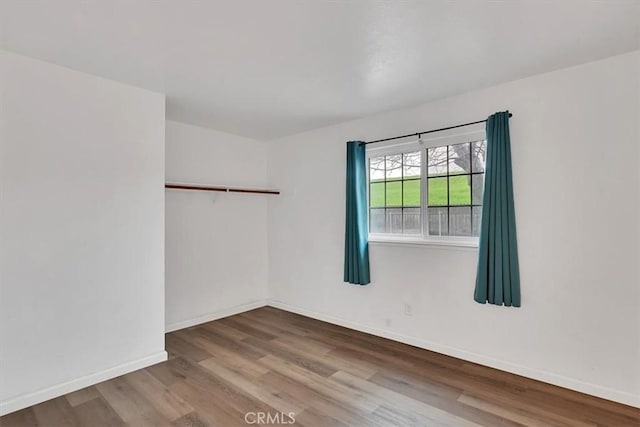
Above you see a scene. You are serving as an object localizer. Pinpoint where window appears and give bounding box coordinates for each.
[367,131,486,245]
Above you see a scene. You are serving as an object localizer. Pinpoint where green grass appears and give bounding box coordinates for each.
[370,175,471,207]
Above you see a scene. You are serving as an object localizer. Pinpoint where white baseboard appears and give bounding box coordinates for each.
[267,299,640,409]
[165,299,268,333]
[0,351,167,416]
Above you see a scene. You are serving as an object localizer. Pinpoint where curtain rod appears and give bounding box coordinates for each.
[165,183,279,195]
[360,113,512,146]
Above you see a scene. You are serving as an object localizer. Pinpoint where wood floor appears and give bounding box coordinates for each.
[2,307,639,427]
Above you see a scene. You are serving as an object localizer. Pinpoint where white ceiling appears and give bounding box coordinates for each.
[1,1,638,140]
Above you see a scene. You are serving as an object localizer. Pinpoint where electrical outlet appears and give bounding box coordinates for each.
[404,303,412,316]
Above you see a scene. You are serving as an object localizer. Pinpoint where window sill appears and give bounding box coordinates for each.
[368,234,479,249]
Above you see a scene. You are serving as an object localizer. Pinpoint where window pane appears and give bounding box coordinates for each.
[472,206,482,237]
[427,146,447,176]
[369,139,483,239]
[428,177,447,206]
[386,208,402,233]
[471,140,486,173]
[403,208,421,235]
[450,206,471,236]
[385,181,402,206]
[472,174,484,205]
[403,178,420,207]
[449,175,471,205]
[428,207,448,236]
[448,143,470,175]
[385,154,402,179]
[370,208,385,233]
[370,182,385,208]
[369,156,385,180]
[403,151,420,178]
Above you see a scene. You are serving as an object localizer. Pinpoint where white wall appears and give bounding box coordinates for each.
[165,121,269,331]
[267,51,640,407]
[0,51,166,415]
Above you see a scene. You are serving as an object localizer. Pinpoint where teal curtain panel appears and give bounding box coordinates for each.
[344,141,370,285]
[474,112,521,306]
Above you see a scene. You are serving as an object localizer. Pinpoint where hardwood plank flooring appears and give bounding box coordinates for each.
[2,307,639,426]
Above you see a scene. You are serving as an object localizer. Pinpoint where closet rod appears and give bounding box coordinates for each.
[165,183,279,195]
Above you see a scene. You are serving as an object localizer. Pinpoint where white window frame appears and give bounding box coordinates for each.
[366,128,486,248]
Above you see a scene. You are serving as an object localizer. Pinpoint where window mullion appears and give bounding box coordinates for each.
[421,146,427,238]
[469,142,473,235]
[367,157,370,233]
[401,154,404,235]
[384,155,387,233]
[446,145,450,235]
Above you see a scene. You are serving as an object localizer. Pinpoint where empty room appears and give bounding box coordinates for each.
[1,1,639,426]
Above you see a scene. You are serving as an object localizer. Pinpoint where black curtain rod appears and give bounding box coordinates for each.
[361,113,512,146]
